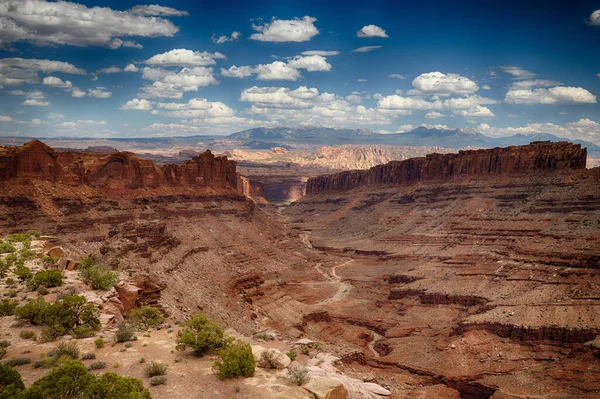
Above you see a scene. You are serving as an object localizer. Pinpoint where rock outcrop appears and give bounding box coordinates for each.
[0,140,238,191]
[306,141,587,195]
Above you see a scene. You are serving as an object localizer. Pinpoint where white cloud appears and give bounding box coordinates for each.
[140,66,218,98]
[301,50,340,56]
[477,118,600,145]
[128,5,188,17]
[124,64,139,73]
[221,55,331,81]
[287,55,331,72]
[8,90,44,99]
[154,98,236,118]
[212,31,241,44]
[357,79,367,82]
[0,57,85,86]
[120,98,153,110]
[48,113,64,119]
[221,66,255,78]
[510,79,562,89]
[0,115,13,122]
[589,10,600,25]
[88,87,112,98]
[22,99,49,106]
[377,94,442,111]
[71,88,86,98]
[411,72,479,95]
[453,105,494,117]
[396,124,414,133]
[145,49,226,67]
[351,45,382,53]
[482,85,491,90]
[425,111,445,119]
[389,74,405,79]
[500,66,535,79]
[0,0,180,48]
[505,86,596,105]
[30,118,42,125]
[58,119,106,129]
[42,76,72,89]
[356,25,388,38]
[250,16,319,42]
[97,66,122,74]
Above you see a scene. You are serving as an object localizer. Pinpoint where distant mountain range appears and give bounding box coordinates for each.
[228,126,600,154]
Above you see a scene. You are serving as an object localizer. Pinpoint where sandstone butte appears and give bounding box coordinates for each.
[1,139,599,399]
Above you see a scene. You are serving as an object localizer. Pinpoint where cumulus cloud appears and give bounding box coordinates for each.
[250,16,319,42]
[482,85,491,90]
[0,0,181,48]
[221,55,331,81]
[145,49,226,67]
[9,90,44,99]
[128,5,189,17]
[351,45,382,53]
[42,76,72,89]
[377,95,442,111]
[389,74,405,79]
[500,66,536,79]
[589,10,600,25]
[212,31,241,44]
[505,86,596,104]
[301,50,340,56]
[154,98,236,118]
[0,57,85,86]
[23,99,49,106]
[124,64,139,73]
[140,66,218,99]
[411,72,479,95]
[96,66,122,74]
[57,119,106,129]
[48,113,64,119]
[510,79,562,89]
[0,115,14,122]
[71,88,86,98]
[453,105,494,117]
[120,98,153,110]
[356,25,388,38]
[425,111,445,119]
[88,87,112,98]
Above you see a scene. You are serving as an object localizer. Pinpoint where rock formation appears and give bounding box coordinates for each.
[306,141,587,195]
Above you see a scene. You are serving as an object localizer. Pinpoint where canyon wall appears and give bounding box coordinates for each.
[0,140,238,191]
[306,141,587,195]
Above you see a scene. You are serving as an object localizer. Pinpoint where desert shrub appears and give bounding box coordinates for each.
[0,299,18,316]
[16,298,49,325]
[0,362,25,399]
[0,348,5,360]
[287,365,311,386]
[86,372,151,399]
[79,265,119,291]
[0,341,9,348]
[49,342,80,361]
[213,339,255,379]
[0,241,16,254]
[130,307,164,330]
[1,357,31,367]
[41,256,56,267]
[7,233,34,243]
[4,278,15,287]
[260,350,280,369]
[124,342,133,349]
[300,345,310,356]
[87,361,106,371]
[37,286,49,296]
[27,270,63,291]
[144,361,167,378]
[14,264,32,282]
[81,352,96,361]
[19,330,35,340]
[150,376,166,386]
[19,248,36,261]
[0,259,8,279]
[94,338,105,349]
[176,314,224,356]
[286,348,297,361]
[114,323,136,343]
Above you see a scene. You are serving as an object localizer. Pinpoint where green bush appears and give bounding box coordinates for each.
[0,348,5,361]
[130,307,165,330]
[286,348,297,361]
[81,352,96,361]
[19,330,35,340]
[0,299,18,316]
[87,361,106,371]
[27,270,63,291]
[48,342,80,361]
[22,360,152,399]
[114,323,136,343]
[0,362,25,399]
[79,265,119,291]
[287,365,311,386]
[0,341,10,348]
[7,233,34,243]
[0,259,8,279]
[144,361,167,377]
[14,264,32,282]
[0,241,16,254]
[213,339,255,379]
[150,376,166,386]
[94,338,104,349]
[19,248,36,261]
[16,298,50,325]
[176,314,224,356]
[1,357,31,367]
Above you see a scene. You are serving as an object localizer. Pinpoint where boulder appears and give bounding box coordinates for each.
[115,283,142,312]
[254,346,291,369]
[360,382,391,396]
[304,377,348,399]
[47,246,65,259]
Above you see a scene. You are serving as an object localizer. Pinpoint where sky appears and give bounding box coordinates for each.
[1,0,600,144]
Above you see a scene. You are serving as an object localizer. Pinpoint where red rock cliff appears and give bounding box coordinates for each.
[306,141,587,195]
[0,140,238,191]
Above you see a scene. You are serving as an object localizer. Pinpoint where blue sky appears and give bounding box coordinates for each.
[1,0,600,144]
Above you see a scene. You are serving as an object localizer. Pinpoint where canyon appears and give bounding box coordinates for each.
[0,140,599,398]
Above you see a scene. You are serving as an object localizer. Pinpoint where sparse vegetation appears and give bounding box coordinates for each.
[1,357,31,367]
[286,348,297,361]
[0,362,25,399]
[130,306,165,330]
[19,330,35,340]
[94,338,105,349]
[87,361,106,371]
[114,323,136,343]
[287,365,311,386]
[176,313,224,356]
[144,361,168,378]
[213,339,255,379]
[49,342,80,361]
[0,241,16,254]
[0,299,18,316]
[81,352,96,361]
[260,350,280,369]
[150,376,166,386]
[14,264,32,282]
[27,270,63,291]
[300,345,310,356]
[78,258,119,290]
